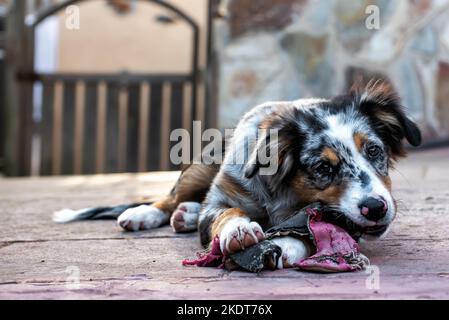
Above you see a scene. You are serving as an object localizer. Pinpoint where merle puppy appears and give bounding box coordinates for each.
[55,81,421,268]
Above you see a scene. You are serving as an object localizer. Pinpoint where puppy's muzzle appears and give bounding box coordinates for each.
[359,196,388,222]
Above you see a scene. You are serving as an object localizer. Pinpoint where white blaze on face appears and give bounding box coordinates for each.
[325,115,394,228]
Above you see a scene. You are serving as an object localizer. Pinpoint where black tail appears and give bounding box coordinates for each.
[53,202,153,223]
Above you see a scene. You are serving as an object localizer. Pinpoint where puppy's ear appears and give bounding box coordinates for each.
[243,132,265,179]
[244,115,300,191]
[244,130,294,179]
[354,80,422,157]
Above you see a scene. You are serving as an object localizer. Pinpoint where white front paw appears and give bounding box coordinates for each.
[271,236,310,269]
[117,205,168,231]
[219,217,265,254]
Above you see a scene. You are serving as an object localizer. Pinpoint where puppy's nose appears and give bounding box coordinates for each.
[359,197,388,221]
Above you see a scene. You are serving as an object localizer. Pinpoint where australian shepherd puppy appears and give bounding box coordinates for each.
[55,81,421,268]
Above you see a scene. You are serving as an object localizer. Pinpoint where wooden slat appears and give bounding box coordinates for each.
[95,82,107,174]
[126,84,140,173]
[138,83,150,172]
[73,81,85,175]
[182,82,193,167]
[61,81,76,175]
[40,80,54,176]
[9,7,35,175]
[52,81,63,175]
[160,82,172,171]
[0,59,4,168]
[147,82,162,171]
[196,82,206,126]
[28,74,200,176]
[117,86,128,172]
[169,82,184,170]
[17,81,34,176]
[30,134,40,177]
[182,82,192,133]
[82,81,98,174]
[105,83,119,173]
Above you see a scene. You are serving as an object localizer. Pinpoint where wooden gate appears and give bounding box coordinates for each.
[2,0,215,176]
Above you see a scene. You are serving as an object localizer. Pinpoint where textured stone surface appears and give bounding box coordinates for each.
[292,1,332,34]
[335,0,394,53]
[1,148,449,299]
[391,57,425,118]
[411,25,438,57]
[281,31,334,97]
[228,0,304,38]
[442,21,449,53]
[216,0,449,141]
[219,33,301,128]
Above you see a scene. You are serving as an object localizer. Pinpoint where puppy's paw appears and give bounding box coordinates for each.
[117,205,168,231]
[271,236,310,269]
[219,217,265,255]
[170,202,201,233]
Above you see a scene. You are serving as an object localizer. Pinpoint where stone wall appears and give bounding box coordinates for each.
[215,0,449,142]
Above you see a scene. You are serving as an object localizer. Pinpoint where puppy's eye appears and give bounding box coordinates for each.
[313,162,334,176]
[367,145,382,159]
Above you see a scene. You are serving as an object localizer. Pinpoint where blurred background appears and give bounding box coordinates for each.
[0,0,448,177]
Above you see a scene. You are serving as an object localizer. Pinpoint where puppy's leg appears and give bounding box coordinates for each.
[167,163,220,233]
[207,208,265,255]
[118,196,176,231]
[271,237,311,269]
[118,162,220,232]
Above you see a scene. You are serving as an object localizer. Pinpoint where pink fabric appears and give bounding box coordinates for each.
[182,208,366,273]
[296,208,361,272]
[182,236,225,268]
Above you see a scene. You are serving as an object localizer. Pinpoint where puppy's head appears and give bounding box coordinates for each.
[246,81,421,238]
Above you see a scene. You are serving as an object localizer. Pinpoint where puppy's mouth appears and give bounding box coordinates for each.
[362,224,388,236]
[320,207,389,239]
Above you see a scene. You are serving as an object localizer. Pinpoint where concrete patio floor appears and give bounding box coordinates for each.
[1,147,449,299]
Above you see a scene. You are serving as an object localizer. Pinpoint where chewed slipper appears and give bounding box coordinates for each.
[182,203,370,273]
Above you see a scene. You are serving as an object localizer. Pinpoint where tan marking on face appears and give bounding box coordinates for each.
[353,132,368,152]
[292,175,347,205]
[210,208,247,238]
[321,147,340,166]
[256,111,296,179]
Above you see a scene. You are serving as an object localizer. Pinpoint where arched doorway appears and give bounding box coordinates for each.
[7,0,212,176]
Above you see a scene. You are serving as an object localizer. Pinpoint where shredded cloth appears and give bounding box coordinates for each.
[182,204,369,273]
[182,236,225,268]
[294,207,368,272]
[182,236,282,272]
